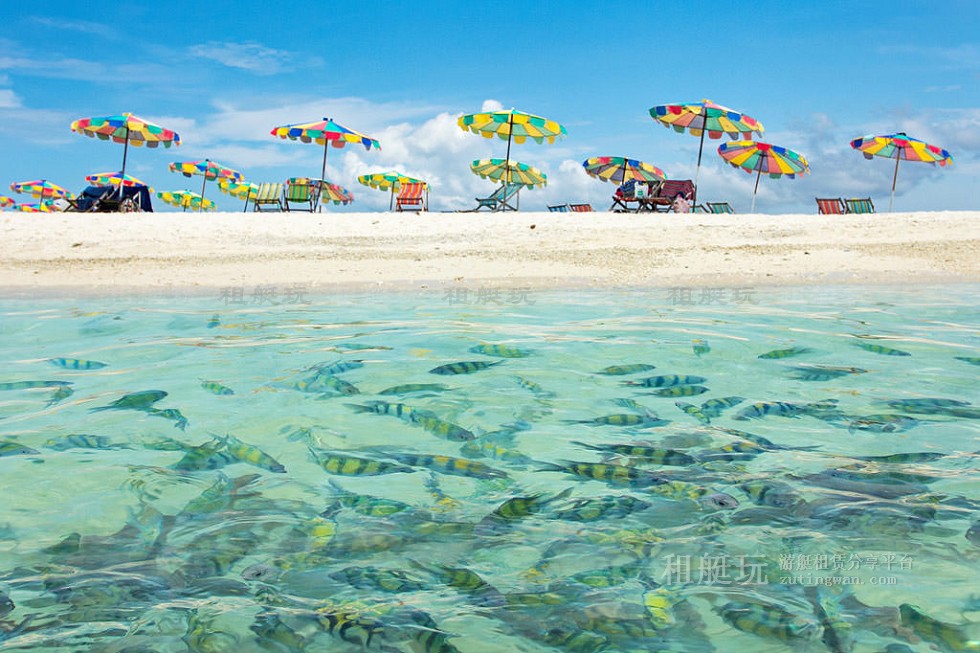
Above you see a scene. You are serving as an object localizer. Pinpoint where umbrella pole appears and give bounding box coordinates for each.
[752,167,762,213]
[503,114,514,211]
[389,186,395,211]
[120,125,130,180]
[889,156,900,212]
[199,174,208,213]
[694,125,707,190]
[316,140,329,213]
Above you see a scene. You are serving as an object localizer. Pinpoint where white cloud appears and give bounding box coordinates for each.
[0,89,21,109]
[189,42,298,76]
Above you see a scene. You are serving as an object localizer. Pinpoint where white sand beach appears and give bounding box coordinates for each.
[0,211,977,294]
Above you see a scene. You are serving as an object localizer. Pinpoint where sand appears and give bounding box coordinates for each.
[0,210,977,294]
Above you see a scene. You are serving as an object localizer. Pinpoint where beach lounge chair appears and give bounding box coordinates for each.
[706,202,735,214]
[548,204,570,212]
[692,204,708,213]
[472,183,522,212]
[569,203,593,212]
[252,183,284,212]
[844,197,875,214]
[816,197,846,214]
[66,185,152,212]
[396,182,427,212]
[648,179,697,212]
[285,178,315,212]
[611,180,647,212]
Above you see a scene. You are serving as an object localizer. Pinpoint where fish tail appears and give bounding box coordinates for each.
[345,403,375,413]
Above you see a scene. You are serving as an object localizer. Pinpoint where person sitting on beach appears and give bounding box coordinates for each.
[672,193,691,213]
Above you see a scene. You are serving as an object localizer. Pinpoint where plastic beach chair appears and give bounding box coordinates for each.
[706,202,735,214]
[548,204,570,212]
[396,182,427,212]
[252,183,284,212]
[844,197,875,214]
[569,203,593,212]
[816,197,846,214]
[284,178,315,212]
[472,183,522,212]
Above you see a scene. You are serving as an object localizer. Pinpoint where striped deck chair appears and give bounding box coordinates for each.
[844,197,875,214]
[569,203,593,212]
[706,202,735,214]
[284,178,315,212]
[472,183,521,211]
[252,182,284,212]
[396,182,426,212]
[816,197,846,214]
[548,204,570,212]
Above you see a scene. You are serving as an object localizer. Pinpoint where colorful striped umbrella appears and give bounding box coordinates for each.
[271,118,379,210]
[583,156,668,185]
[156,190,216,212]
[10,179,74,200]
[86,171,149,188]
[70,113,180,178]
[459,109,564,206]
[470,159,547,189]
[169,159,243,212]
[356,171,428,210]
[218,179,259,212]
[717,141,809,212]
[16,201,55,213]
[0,195,16,209]
[650,99,764,188]
[294,178,354,206]
[849,132,953,212]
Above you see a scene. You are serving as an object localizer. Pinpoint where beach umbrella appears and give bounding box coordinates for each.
[650,99,764,189]
[86,171,150,188]
[849,132,953,212]
[717,141,809,212]
[218,179,259,212]
[271,117,380,210]
[458,109,565,197]
[16,201,55,213]
[307,178,354,206]
[169,159,243,212]
[70,113,180,178]
[357,171,428,210]
[10,179,74,201]
[583,156,667,186]
[0,195,16,210]
[470,158,547,190]
[156,190,216,212]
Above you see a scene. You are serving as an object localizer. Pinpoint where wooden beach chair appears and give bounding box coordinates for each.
[816,197,846,214]
[252,182,284,212]
[610,180,640,212]
[548,204,570,212]
[284,178,315,212]
[706,202,735,214]
[569,203,593,212]
[471,183,522,212]
[649,179,696,212]
[844,197,875,214]
[396,182,427,212]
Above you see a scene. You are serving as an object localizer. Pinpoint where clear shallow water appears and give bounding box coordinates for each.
[0,284,978,652]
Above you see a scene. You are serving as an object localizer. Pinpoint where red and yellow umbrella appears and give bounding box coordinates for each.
[70,112,180,178]
[849,132,953,212]
[0,196,17,210]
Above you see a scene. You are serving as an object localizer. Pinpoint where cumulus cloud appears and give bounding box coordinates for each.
[0,89,21,109]
[189,42,299,76]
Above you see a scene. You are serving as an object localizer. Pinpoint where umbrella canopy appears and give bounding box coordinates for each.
[650,99,764,188]
[169,159,243,211]
[717,140,809,212]
[299,178,354,206]
[271,117,379,210]
[849,132,953,212]
[70,113,180,178]
[357,171,428,210]
[0,195,16,209]
[583,156,667,185]
[470,159,547,189]
[10,179,73,200]
[218,179,258,212]
[86,171,150,189]
[156,190,216,212]
[16,201,55,213]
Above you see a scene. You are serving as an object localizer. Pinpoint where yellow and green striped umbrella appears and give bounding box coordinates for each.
[470,159,547,189]
[357,171,428,210]
[70,112,180,178]
[156,190,216,212]
[218,179,258,212]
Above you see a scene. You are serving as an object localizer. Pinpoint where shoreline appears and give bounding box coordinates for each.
[1,210,977,295]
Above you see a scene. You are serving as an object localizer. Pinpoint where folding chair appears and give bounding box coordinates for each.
[471,183,522,211]
[844,197,875,214]
[252,183,284,212]
[548,204,570,212]
[706,202,735,214]
[396,182,427,212]
[569,203,593,212]
[816,198,846,214]
[284,178,315,212]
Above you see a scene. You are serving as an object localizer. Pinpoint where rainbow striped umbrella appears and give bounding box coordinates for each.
[169,159,243,211]
[470,159,547,189]
[292,178,354,206]
[218,179,259,211]
[10,179,73,200]
[156,190,216,212]
[357,171,428,210]
[70,113,180,178]
[583,156,667,185]
[0,195,16,209]
[271,118,379,209]
[717,141,809,212]
[16,201,55,213]
[849,132,953,212]
[650,99,764,187]
[86,171,149,188]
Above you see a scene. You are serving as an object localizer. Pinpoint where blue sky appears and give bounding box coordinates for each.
[1,1,977,213]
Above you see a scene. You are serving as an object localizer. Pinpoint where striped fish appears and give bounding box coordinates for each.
[308,448,414,476]
[348,401,474,441]
[429,360,504,375]
[733,401,807,420]
[89,389,167,412]
[323,480,414,518]
[45,385,74,407]
[711,426,820,451]
[596,363,657,375]
[0,380,72,391]
[44,434,118,450]
[572,441,695,466]
[954,356,980,366]
[487,487,573,521]
[700,396,745,417]
[200,380,234,395]
[47,357,107,370]
[469,343,532,358]
[537,460,666,488]
[855,342,911,356]
[692,339,711,357]
[675,401,711,424]
[646,385,709,397]
[551,495,652,522]
[377,383,450,395]
[564,413,668,427]
[718,601,819,643]
[223,434,286,472]
[388,452,508,479]
[0,441,40,457]
[623,374,706,388]
[758,346,814,359]
[305,359,365,375]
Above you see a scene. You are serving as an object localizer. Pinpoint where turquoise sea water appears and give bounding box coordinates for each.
[0,284,978,652]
